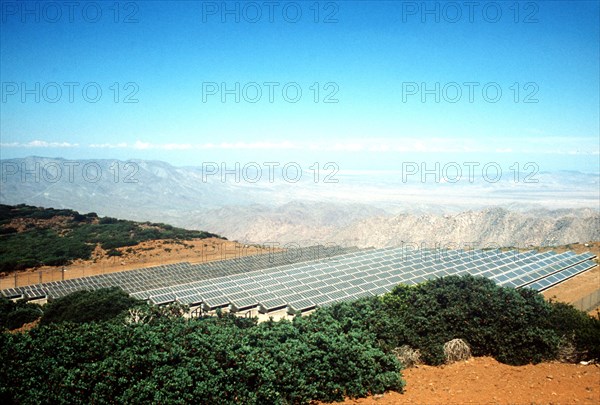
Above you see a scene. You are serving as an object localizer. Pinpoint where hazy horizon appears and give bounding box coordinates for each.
[2,156,599,215]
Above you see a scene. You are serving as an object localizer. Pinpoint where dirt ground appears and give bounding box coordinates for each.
[0,238,275,289]
[539,241,600,315]
[543,266,600,316]
[330,357,600,405]
[536,241,600,257]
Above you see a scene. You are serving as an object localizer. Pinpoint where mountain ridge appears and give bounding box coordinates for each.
[2,157,598,248]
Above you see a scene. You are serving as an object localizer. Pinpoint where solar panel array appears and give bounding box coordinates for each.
[127,248,596,312]
[0,245,360,300]
[2,246,596,315]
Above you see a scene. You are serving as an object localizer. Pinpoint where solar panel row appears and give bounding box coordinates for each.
[129,247,597,313]
[0,245,360,299]
[2,246,596,315]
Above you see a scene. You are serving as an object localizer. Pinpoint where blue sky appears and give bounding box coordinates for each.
[1,0,599,173]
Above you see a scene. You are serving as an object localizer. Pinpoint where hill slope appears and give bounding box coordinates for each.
[0,204,223,273]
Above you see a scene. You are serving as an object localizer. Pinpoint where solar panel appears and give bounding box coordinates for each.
[1,288,23,299]
[525,260,597,291]
[2,246,596,316]
[150,294,175,305]
[177,295,202,305]
[259,296,288,311]
[230,296,259,310]
[288,298,316,312]
[202,295,230,309]
[310,294,332,305]
[1,245,359,300]
[23,288,46,300]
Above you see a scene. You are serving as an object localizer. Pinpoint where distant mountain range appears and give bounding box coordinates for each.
[2,156,598,247]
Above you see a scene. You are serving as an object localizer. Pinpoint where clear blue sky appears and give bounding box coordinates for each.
[1,0,599,172]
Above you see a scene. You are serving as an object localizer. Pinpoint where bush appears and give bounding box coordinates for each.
[3,274,599,403]
[546,301,600,362]
[320,275,595,367]
[392,345,422,368]
[0,297,15,329]
[1,306,404,404]
[382,275,561,365]
[0,227,17,235]
[107,248,122,257]
[0,298,43,330]
[41,288,139,325]
[443,338,471,364]
[0,204,223,273]
[6,306,43,330]
[99,216,119,225]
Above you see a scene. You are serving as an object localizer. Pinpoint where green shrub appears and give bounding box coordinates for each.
[41,288,140,325]
[0,298,43,330]
[257,279,596,369]
[382,276,561,365]
[1,306,404,404]
[546,301,600,362]
[0,297,16,329]
[0,227,17,235]
[107,248,122,257]
[3,273,598,403]
[6,306,43,330]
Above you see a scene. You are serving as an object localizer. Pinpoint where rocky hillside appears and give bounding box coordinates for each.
[192,206,599,249]
[332,207,600,248]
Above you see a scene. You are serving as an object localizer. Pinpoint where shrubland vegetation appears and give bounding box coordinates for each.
[40,288,139,325]
[1,276,599,403]
[0,298,43,331]
[0,204,223,273]
[0,290,403,404]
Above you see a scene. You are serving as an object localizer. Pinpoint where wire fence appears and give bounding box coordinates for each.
[0,253,234,290]
[0,262,124,290]
[571,289,600,312]
[0,245,289,290]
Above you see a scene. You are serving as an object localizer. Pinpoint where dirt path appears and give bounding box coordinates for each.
[334,357,600,405]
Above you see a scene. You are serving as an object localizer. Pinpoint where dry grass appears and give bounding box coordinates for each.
[557,336,579,363]
[443,338,472,364]
[392,345,422,368]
